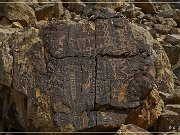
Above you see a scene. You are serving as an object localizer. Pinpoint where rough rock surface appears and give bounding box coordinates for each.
[0,0,179,134]
[0,3,37,27]
[0,10,169,131]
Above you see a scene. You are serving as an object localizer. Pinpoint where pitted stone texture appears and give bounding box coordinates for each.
[0,15,168,131]
[43,16,156,131]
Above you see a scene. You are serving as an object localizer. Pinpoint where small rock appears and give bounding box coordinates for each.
[163,44,180,66]
[116,124,153,135]
[0,17,12,26]
[157,35,166,43]
[135,10,145,19]
[63,10,72,20]
[95,0,126,12]
[35,19,48,27]
[154,24,173,35]
[173,9,180,27]
[25,0,39,9]
[53,3,64,19]
[165,34,180,45]
[160,4,173,11]
[156,16,166,24]
[163,18,177,27]
[173,63,180,81]
[170,28,180,34]
[35,4,54,21]
[12,22,23,29]
[149,28,157,39]
[159,91,180,105]
[73,15,81,21]
[144,21,154,28]
[64,0,86,14]
[134,0,156,14]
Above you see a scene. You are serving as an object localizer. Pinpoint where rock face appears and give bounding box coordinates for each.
[1,0,179,133]
[0,9,171,131]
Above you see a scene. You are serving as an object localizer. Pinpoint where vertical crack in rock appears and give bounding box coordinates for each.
[0,11,170,131]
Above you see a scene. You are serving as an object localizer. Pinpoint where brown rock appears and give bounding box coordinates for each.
[53,3,64,19]
[0,12,173,132]
[173,60,180,81]
[117,124,153,135]
[0,120,4,132]
[170,28,180,34]
[94,0,126,11]
[165,34,180,45]
[0,3,36,27]
[0,17,12,26]
[125,87,164,129]
[163,44,180,66]
[163,18,177,27]
[134,0,156,14]
[157,5,180,26]
[62,0,86,14]
[157,104,180,132]
[35,5,54,21]
[154,24,173,35]
[159,91,180,105]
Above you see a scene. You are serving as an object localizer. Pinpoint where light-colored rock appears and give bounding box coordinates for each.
[163,18,178,27]
[12,22,23,29]
[157,6,180,26]
[173,61,180,81]
[160,4,172,11]
[63,10,72,20]
[0,3,37,27]
[117,124,153,135]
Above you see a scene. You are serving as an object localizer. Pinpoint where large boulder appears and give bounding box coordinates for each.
[0,3,37,27]
[0,10,173,132]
